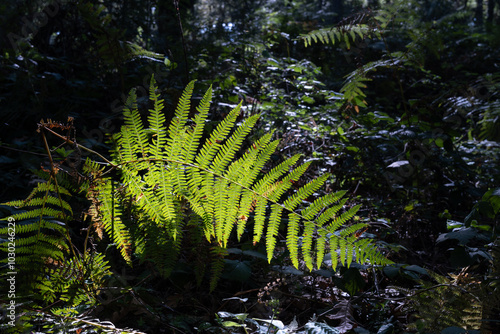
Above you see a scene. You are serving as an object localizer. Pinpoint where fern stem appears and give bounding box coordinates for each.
[40,127,83,274]
[173,0,190,84]
[39,121,117,167]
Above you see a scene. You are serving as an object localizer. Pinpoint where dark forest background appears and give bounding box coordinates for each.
[1,0,499,333]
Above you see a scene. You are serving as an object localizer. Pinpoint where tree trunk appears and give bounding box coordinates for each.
[487,0,498,23]
[475,0,484,25]
[331,0,344,22]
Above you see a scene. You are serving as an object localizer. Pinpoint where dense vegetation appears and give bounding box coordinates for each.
[0,0,499,333]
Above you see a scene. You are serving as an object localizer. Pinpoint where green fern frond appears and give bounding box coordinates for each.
[253,154,302,194]
[3,218,64,235]
[268,161,312,202]
[123,41,164,62]
[284,173,330,210]
[0,180,71,268]
[8,207,67,221]
[36,251,111,306]
[286,213,301,268]
[266,204,285,263]
[340,75,371,108]
[253,197,268,245]
[227,133,277,184]
[316,229,329,268]
[97,78,392,286]
[339,222,367,237]
[148,75,167,160]
[196,103,242,169]
[302,215,317,270]
[301,190,347,219]
[85,162,133,264]
[7,196,73,215]
[186,84,212,164]
[300,24,379,48]
[122,88,149,161]
[213,114,260,174]
[0,170,104,308]
[329,205,361,232]
[167,80,194,148]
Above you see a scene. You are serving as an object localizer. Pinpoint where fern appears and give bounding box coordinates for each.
[0,178,71,281]
[300,24,381,48]
[38,251,111,307]
[406,270,483,332]
[0,119,117,334]
[299,6,421,110]
[84,159,133,264]
[300,22,384,109]
[90,75,391,287]
[0,166,111,308]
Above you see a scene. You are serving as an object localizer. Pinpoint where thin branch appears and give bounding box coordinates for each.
[38,122,117,167]
[173,0,190,84]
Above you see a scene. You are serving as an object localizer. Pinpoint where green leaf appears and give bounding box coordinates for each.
[436,227,479,245]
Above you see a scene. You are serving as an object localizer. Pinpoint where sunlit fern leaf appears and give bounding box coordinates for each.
[302,190,346,220]
[167,80,194,152]
[316,229,329,268]
[339,222,368,237]
[7,197,72,215]
[13,218,64,235]
[300,24,378,48]
[302,214,317,270]
[329,237,339,269]
[214,178,229,243]
[266,204,284,263]
[271,162,312,202]
[253,154,302,194]
[122,88,149,161]
[336,237,347,268]
[284,173,330,210]
[195,104,241,169]
[148,76,167,160]
[286,213,301,268]
[329,205,361,232]
[213,114,260,175]
[185,85,211,166]
[84,160,133,264]
[37,251,111,307]
[253,197,268,245]
[317,199,349,227]
[346,242,355,268]
[222,184,243,246]
[123,41,164,62]
[25,180,72,197]
[97,77,392,287]
[0,180,71,274]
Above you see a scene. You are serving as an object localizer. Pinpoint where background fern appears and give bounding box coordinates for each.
[89,76,392,288]
[0,173,72,294]
[405,270,483,332]
[0,123,113,333]
[300,23,381,49]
